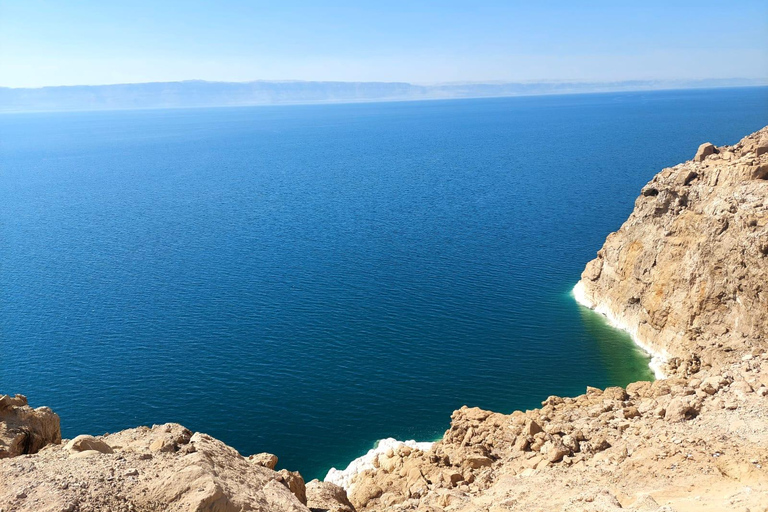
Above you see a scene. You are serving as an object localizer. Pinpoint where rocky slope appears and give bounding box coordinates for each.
[2,127,767,511]
[0,396,350,512]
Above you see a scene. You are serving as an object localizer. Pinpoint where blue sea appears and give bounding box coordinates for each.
[2,88,767,480]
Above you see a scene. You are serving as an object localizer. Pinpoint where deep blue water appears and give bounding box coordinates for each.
[1,88,767,480]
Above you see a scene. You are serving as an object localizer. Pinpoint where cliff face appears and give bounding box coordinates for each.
[575,128,768,377]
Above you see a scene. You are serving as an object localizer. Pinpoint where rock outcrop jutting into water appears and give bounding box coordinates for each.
[2,127,768,511]
[574,127,768,379]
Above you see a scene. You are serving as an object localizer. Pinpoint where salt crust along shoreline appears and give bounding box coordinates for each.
[325,438,434,491]
[572,281,668,379]
[326,284,666,492]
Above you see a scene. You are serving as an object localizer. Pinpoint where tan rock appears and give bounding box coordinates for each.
[694,142,717,162]
[277,469,307,505]
[755,134,768,157]
[0,394,61,458]
[64,435,113,454]
[576,127,768,375]
[463,454,493,469]
[249,452,279,469]
[545,439,570,463]
[349,481,382,509]
[306,479,354,512]
[524,419,543,436]
[0,424,309,512]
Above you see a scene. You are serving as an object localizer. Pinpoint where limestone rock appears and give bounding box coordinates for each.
[65,435,114,454]
[664,397,700,422]
[0,394,61,458]
[576,127,768,375]
[278,468,308,505]
[249,452,279,469]
[694,142,717,162]
[306,479,355,512]
[0,423,309,512]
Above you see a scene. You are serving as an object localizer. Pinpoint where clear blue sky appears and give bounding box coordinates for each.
[1,0,766,88]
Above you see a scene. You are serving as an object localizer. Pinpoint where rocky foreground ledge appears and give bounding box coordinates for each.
[2,128,767,511]
[0,394,354,512]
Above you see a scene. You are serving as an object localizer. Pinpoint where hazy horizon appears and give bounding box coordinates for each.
[3,77,768,91]
[1,1,766,89]
[2,78,765,113]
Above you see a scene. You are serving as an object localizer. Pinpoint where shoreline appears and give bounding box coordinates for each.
[324,438,434,491]
[572,281,668,379]
[324,283,663,491]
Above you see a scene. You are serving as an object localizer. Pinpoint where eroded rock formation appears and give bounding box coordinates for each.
[575,127,768,377]
[0,394,60,459]
[0,421,311,512]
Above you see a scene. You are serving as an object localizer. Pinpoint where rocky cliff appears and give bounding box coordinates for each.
[2,127,767,512]
[334,127,768,511]
[575,127,768,378]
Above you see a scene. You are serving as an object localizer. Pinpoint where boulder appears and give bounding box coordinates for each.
[64,435,113,454]
[0,394,61,458]
[664,397,700,422]
[545,439,570,463]
[694,142,717,162]
[278,469,307,505]
[463,454,493,469]
[524,419,543,436]
[349,481,383,509]
[755,134,768,156]
[249,452,279,469]
[306,479,355,512]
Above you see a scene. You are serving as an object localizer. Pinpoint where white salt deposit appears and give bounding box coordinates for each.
[324,438,433,491]
[572,281,667,379]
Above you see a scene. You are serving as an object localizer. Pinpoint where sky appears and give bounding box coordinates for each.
[0,1,767,88]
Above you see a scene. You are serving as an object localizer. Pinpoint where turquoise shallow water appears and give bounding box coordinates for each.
[1,87,767,479]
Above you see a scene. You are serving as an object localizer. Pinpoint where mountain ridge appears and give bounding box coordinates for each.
[2,78,765,112]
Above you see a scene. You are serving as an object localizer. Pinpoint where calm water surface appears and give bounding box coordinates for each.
[2,88,767,479]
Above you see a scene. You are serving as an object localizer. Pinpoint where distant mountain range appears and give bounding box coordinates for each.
[1,78,765,112]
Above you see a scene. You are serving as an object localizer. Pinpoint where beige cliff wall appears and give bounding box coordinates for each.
[575,128,768,377]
